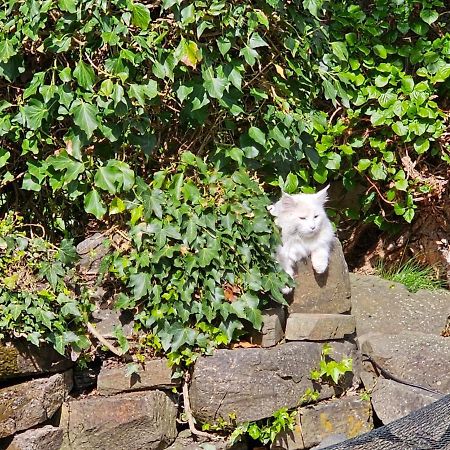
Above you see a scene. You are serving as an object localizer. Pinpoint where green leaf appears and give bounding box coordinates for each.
[203,75,228,100]
[404,208,415,223]
[248,127,266,146]
[129,272,152,300]
[392,121,408,137]
[217,37,231,56]
[198,248,216,267]
[58,0,77,13]
[413,138,430,154]
[84,189,107,219]
[303,0,323,17]
[95,165,119,194]
[431,65,450,83]
[72,101,100,138]
[420,9,439,25]
[73,60,96,90]
[373,44,387,59]
[330,42,348,61]
[22,100,48,130]
[131,3,151,29]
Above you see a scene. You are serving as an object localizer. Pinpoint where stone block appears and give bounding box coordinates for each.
[97,358,179,395]
[285,313,355,341]
[165,429,248,450]
[189,341,358,423]
[0,371,72,439]
[359,331,450,394]
[272,395,373,449]
[350,273,450,337]
[371,378,442,425]
[90,309,134,339]
[290,239,351,314]
[76,233,109,276]
[0,340,72,381]
[250,307,286,347]
[5,425,63,450]
[60,390,177,450]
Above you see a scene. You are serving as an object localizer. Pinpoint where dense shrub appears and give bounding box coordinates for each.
[0,0,449,356]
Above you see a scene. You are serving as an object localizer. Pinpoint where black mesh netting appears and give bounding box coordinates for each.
[323,395,450,450]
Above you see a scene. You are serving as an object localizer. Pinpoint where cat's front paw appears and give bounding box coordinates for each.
[281,286,293,295]
[313,260,328,274]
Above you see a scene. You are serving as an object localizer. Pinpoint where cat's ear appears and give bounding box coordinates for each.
[315,185,329,204]
[280,192,297,209]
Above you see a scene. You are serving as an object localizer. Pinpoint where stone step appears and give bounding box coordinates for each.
[285,313,356,341]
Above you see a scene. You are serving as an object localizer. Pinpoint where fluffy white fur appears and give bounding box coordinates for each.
[269,186,334,292]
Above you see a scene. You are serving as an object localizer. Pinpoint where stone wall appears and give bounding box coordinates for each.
[1,237,448,449]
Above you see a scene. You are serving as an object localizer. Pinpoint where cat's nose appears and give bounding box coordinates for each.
[310,226,316,231]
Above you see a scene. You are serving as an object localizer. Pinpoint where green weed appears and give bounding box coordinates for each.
[377,259,445,293]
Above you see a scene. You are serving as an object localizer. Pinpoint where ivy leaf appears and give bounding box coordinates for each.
[131,3,151,29]
[203,75,228,99]
[22,100,48,130]
[73,60,96,90]
[72,101,100,138]
[177,39,202,69]
[330,42,348,61]
[302,0,323,17]
[95,165,119,194]
[129,272,152,300]
[413,138,430,154]
[217,37,231,56]
[248,127,266,146]
[198,248,216,267]
[420,9,438,25]
[58,239,78,266]
[373,44,387,59]
[84,189,107,219]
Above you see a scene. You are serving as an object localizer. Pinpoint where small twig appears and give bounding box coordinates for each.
[182,375,220,440]
[86,322,123,357]
[364,175,396,205]
[329,106,343,124]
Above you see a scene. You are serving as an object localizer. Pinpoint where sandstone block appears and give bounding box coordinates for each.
[359,331,450,394]
[5,425,63,450]
[250,307,286,347]
[0,340,72,381]
[60,390,177,450]
[371,377,442,425]
[351,273,450,337]
[285,313,355,341]
[272,395,373,449]
[189,341,358,423]
[97,358,179,395]
[0,371,72,439]
[290,239,351,314]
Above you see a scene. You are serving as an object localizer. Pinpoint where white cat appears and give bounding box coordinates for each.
[269,186,334,292]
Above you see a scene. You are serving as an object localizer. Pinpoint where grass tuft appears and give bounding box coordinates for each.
[376,258,446,293]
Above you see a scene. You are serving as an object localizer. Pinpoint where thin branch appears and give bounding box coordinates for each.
[364,175,396,206]
[182,377,220,440]
[87,322,123,357]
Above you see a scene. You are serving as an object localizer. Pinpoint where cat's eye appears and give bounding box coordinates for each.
[299,217,306,220]
[314,214,318,218]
